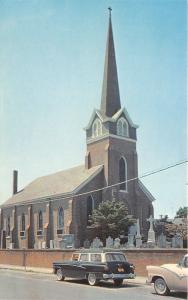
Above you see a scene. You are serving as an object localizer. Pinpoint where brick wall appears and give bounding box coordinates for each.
[0,249,186,276]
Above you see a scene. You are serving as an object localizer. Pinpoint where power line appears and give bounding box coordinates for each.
[2,159,187,208]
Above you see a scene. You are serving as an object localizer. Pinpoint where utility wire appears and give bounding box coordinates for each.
[3,159,187,208]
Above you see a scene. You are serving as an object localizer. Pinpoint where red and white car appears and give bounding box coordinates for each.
[147,254,188,295]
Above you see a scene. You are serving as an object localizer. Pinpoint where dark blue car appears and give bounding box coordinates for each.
[53,249,135,286]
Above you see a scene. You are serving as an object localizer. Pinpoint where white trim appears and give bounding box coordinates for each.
[87,133,136,145]
[117,117,129,137]
[84,109,104,130]
[138,180,155,202]
[112,107,139,129]
[74,165,103,193]
[84,107,138,131]
[92,118,102,138]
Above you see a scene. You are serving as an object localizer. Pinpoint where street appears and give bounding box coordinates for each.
[0,270,186,300]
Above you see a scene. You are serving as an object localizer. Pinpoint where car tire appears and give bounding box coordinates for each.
[114,279,123,287]
[154,278,170,295]
[87,273,98,286]
[56,268,65,281]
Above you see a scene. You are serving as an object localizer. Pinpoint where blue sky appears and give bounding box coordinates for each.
[0,0,187,218]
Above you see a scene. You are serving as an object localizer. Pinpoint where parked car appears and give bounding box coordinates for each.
[146,254,188,295]
[53,249,135,286]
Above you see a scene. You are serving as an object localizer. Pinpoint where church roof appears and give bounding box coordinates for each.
[100,8,121,117]
[2,165,103,207]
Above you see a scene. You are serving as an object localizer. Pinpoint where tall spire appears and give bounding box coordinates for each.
[100,8,121,117]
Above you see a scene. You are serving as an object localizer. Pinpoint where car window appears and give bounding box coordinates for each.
[183,257,188,268]
[90,254,102,262]
[72,254,79,261]
[80,254,89,262]
[105,253,126,262]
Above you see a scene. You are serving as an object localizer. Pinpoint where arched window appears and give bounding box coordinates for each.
[21,214,25,232]
[119,157,128,191]
[38,211,43,231]
[6,216,10,237]
[87,196,94,225]
[92,118,102,138]
[117,118,129,137]
[58,207,64,230]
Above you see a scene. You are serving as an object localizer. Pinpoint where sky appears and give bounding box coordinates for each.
[0,0,187,218]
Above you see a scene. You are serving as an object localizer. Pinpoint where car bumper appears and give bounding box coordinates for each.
[103,273,136,280]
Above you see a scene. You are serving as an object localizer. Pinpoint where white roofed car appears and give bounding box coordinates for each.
[147,254,188,295]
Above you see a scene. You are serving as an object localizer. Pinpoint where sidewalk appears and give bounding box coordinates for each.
[0,264,147,285]
[0,264,53,274]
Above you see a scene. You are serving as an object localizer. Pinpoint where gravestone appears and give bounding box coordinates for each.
[166,241,172,248]
[50,240,54,249]
[147,215,156,246]
[38,241,42,249]
[157,233,166,248]
[54,239,59,249]
[83,239,90,249]
[114,237,120,248]
[92,237,101,248]
[172,234,183,248]
[129,224,137,235]
[59,234,74,249]
[127,234,135,248]
[42,241,46,249]
[106,236,114,248]
[135,219,142,248]
[9,243,14,249]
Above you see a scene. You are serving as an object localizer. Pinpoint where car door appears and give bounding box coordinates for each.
[178,257,188,292]
[169,263,187,292]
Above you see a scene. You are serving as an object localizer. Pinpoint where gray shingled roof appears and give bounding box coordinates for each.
[2,165,103,207]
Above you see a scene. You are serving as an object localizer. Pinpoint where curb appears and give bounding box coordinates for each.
[0,264,53,274]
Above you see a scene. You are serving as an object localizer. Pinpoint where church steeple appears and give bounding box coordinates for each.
[100,8,121,117]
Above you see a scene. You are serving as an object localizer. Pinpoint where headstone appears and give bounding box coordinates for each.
[127,234,135,248]
[166,241,172,248]
[54,239,59,249]
[157,233,166,248]
[172,234,183,248]
[106,236,114,248]
[114,237,120,248]
[83,239,90,249]
[50,240,54,249]
[135,219,142,248]
[42,241,46,249]
[92,237,101,248]
[59,234,75,249]
[38,241,42,249]
[9,243,14,249]
[147,215,156,246]
[129,224,137,235]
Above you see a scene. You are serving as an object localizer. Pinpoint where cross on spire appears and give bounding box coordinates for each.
[108,7,112,17]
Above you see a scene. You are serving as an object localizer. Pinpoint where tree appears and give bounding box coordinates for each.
[89,199,135,242]
[175,207,188,218]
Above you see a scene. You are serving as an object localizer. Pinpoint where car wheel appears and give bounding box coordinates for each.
[87,273,98,286]
[114,279,123,287]
[154,278,170,295]
[56,268,65,281]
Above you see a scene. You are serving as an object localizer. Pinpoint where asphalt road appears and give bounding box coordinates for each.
[0,270,186,300]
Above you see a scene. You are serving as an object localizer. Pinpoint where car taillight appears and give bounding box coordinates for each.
[104,265,110,272]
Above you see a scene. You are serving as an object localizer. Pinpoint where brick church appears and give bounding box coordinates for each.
[0,10,154,249]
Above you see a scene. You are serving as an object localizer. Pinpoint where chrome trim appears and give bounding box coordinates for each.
[103,273,136,280]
